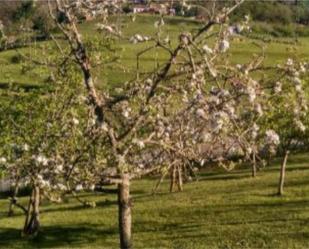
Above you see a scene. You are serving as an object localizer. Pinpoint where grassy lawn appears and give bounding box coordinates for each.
[1,14,309,249]
[0,154,309,249]
[1,15,309,88]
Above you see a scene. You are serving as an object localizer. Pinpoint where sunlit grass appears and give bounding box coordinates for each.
[0,154,309,249]
[1,15,308,88]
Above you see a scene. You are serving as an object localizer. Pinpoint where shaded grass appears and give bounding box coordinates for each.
[0,154,309,248]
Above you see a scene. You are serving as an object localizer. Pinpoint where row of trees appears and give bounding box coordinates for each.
[0,0,308,248]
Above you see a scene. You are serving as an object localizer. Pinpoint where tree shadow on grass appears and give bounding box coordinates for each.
[0,197,118,220]
[197,171,251,182]
[263,165,309,174]
[0,225,118,249]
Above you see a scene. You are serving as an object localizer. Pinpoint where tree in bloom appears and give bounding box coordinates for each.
[0,68,107,235]
[258,58,309,194]
[45,0,248,247]
[2,0,308,248]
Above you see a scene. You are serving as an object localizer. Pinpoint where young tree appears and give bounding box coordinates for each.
[0,70,105,236]
[2,0,308,248]
[46,0,246,247]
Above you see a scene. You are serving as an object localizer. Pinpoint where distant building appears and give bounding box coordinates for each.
[133,2,176,15]
[133,5,148,14]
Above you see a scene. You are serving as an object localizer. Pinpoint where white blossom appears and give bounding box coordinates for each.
[72,118,80,125]
[129,34,150,44]
[133,138,145,149]
[219,40,230,53]
[202,132,211,142]
[37,175,51,189]
[274,81,282,94]
[122,109,130,118]
[286,58,294,66]
[254,103,263,117]
[35,155,48,166]
[251,123,259,139]
[101,123,109,132]
[295,119,306,132]
[96,23,114,33]
[293,77,302,85]
[196,108,206,119]
[295,84,302,93]
[56,164,63,173]
[208,95,220,105]
[247,86,256,103]
[265,130,280,146]
[202,44,213,54]
[75,184,83,191]
[0,157,7,164]
[145,78,153,85]
[228,146,244,157]
[227,26,235,36]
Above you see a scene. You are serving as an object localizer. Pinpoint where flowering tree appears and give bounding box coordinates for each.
[0,70,106,236]
[258,58,309,194]
[45,0,251,247]
[1,0,308,248]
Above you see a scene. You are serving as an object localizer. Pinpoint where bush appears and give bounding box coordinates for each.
[232,2,293,25]
[32,6,54,38]
[122,4,133,14]
[251,22,309,38]
[12,0,35,21]
[10,54,23,64]
[174,2,198,17]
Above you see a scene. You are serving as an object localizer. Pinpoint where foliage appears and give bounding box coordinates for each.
[231,1,304,25]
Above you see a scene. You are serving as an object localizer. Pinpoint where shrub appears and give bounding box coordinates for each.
[10,54,23,64]
[12,0,35,21]
[122,4,133,14]
[232,2,293,25]
[32,6,54,38]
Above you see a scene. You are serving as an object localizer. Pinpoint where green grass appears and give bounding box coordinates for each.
[1,154,309,249]
[1,15,309,249]
[1,15,309,88]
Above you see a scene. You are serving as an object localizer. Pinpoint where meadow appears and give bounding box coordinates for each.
[0,154,309,249]
[1,14,309,249]
[1,15,309,88]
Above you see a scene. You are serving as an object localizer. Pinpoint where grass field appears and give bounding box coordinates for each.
[1,14,309,249]
[0,154,308,249]
[1,15,309,88]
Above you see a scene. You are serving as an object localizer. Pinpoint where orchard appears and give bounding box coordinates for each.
[0,1,308,248]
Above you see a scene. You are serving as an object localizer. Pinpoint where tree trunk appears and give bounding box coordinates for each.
[177,165,183,191]
[118,174,132,249]
[252,151,257,178]
[169,166,176,192]
[8,181,20,216]
[22,186,40,237]
[278,150,289,196]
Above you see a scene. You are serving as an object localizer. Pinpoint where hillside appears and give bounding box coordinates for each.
[0,15,309,88]
[0,154,308,248]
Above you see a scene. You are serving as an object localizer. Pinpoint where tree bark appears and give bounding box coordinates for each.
[169,166,176,192]
[252,151,257,178]
[118,174,132,249]
[8,180,20,216]
[278,150,289,196]
[177,165,183,191]
[22,186,40,237]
